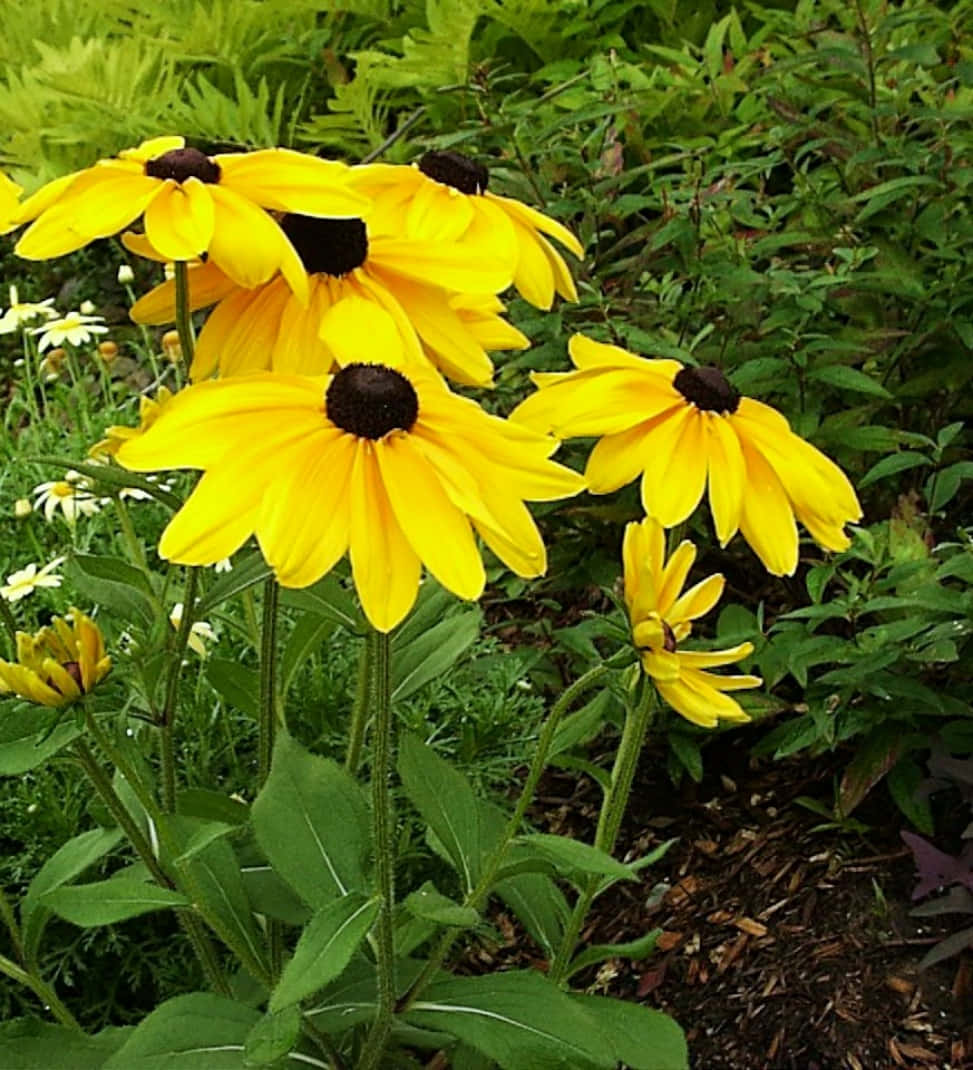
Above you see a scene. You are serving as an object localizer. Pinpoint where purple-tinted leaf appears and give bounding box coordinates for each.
[918,741,973,804]
[918,926,973,970]
[901,830,973,900]
[911,886,973,917]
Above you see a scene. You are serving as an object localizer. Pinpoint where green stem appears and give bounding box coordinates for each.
[75,732,230,996]
[160,566,199,811]
[173,261,196,370]
[258,577,283,978]
[357,631,395,1070]
[0,951,82,1032]
[113,494,147,570]
[548,681,656,985]
[400,663,612,1010]
[0,887,23,964]
[344,630,376,775]
[0,599,18,654]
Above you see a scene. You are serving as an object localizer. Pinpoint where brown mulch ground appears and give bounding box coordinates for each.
[490,733,973,1070]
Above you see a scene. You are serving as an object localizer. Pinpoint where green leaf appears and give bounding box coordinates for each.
[404,882,480,928]
[514,834,635,884]
[194,552,271,615]
[570,995,688,1070]
[239,865,310,926]
[251,731,370,907]
[269,892,379,1012]
[808,364,892,398]
[174,820,234,863]
[928,461,973,512]
[405,972,615,1069]
[67,554,157,627]
[669,733,703,783]
[243,1005,301,1065]
[30,455,181,511]
[104,993,261,1068]
[177,789,249,826]
[398,733,480,893]
[392,608,482,702]
[22,826,122,960]
[306,959,429,1035]
[550,691,614,758]
[567,929,663,979]
[859,451,931,488]
[206,659,259,719]
[887,757,935,836]
[280,574,360,633]
[280,613,335,694]
[0,1020,131,1069]
[41,878,188,926]
[0,707,81,775]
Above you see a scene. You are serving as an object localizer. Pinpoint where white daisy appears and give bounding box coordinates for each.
[33,472,101,523]
[0,285,57,334]
[170,603,217,658]
[31,310,108,351]
[1,557,65,602]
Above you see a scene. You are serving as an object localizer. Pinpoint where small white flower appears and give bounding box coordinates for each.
[31,310,108,351]
[117,264,135,285]
[118,486,155,502]
[79,299,96,315]
[13,498,32,518]
[170,603,217,658]
[0,285,58,334]
[33,475,101,523]
[214,557,233,573]
[1,557,65,602]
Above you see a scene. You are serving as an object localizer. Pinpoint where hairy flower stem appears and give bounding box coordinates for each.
[0,951,81,1032]
[75,732,231,996]
[160,565,199,811]
[548,681,656,985]
[345,630,377,774]
[357,631,395,1070]
[258,577,283,977]
[400,663,613,1010]
[173,260,195,375]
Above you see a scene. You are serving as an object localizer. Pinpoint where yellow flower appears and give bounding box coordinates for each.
[0,609,111,707]
[14,136,369,298]
[127,212,515,387]
[116,363,585,632]
[349,153,584,309]
[90,386,174,460]
[624,518,760,727]
[513,335,862,576]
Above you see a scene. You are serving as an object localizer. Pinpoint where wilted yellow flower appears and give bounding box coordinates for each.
[349,153,584,309]
[0,609,111,707]
[514,335,862,576]
[90,386,174,460]
[623,517,760,727]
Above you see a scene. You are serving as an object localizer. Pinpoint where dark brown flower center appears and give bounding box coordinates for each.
[280,215,368,277]
[144,147,221,185]
[60,661,84,690]
[674,366,740,414]
[418,150,489,195]
[661,621,678,653]
[326,364,418,440]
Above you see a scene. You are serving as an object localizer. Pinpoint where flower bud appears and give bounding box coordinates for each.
[79,300,96,315]
[14,499,31,518]
[161,330,182,363]
[97,340,119,364]
[117,264,135,285]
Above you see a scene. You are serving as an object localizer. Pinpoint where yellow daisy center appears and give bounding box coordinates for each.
[280,214,368,277]
[673,365,740,414]
[418,150,489,195]
[144,147,221,185]
[325,363,419,440]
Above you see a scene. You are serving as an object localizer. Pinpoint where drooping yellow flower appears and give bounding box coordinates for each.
[0,609,111,707]
[90,386,174,460]
[623,518,760,727]
[116,362,585,632]
[127,212,518,387]
[349,152,584,310]
[14,136,369,298]
[513,335,862,576]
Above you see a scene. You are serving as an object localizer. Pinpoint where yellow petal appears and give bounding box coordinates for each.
[487,193,584,258]
[13,171,81,224]
[144,178,215,262]
[668,573,725,626]
[675,643,754,670]
[623,517,665,620]
[206,185,287,289]
[510,218,555,309]
[639,408,708,527]
[160,467,261,564]
[404,179,472,241]
[738,439,799,576]
[585,421,655,494]
[318,294,406,369]
[658,540,696,615]
[348,442,422,632]
[372,236,510,295]
[568,334,680,377]
[217,148,369,217]
[376,434,485,601]
[271,279,336,375]
[122,136,186,162]
[192,280,291,380]
[706,413,745,545]
[641,648,681,682]
[130,261,236,326]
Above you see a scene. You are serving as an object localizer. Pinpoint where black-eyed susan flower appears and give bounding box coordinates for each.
[513,335,862,576]
[624,517,760,727]
[116,362,585,632]
[127,212,516,387]
[0,609,111,707]
[349,152,584,310]
[14,136,369,296]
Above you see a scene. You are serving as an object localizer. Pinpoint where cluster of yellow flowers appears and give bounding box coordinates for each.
[0,136,862,725]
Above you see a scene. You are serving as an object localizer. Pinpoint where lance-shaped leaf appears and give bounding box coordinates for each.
[41,878,188,926]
